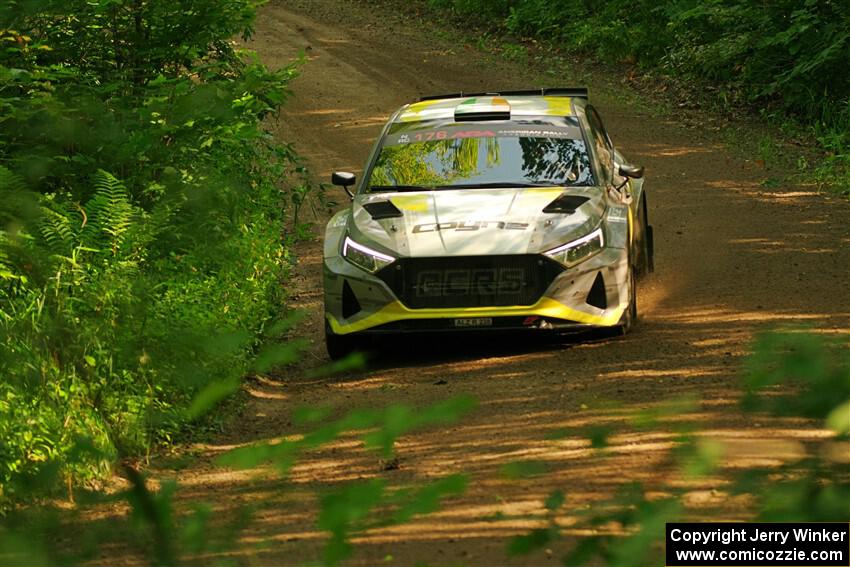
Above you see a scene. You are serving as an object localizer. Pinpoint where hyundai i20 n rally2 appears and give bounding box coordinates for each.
[322,88,654,359]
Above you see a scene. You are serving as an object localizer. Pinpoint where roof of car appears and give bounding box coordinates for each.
[393,89,588,124]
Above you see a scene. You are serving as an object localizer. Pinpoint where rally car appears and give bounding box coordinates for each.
[322,88,653,359]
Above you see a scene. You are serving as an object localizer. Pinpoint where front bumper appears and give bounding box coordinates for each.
[323,247,631,336]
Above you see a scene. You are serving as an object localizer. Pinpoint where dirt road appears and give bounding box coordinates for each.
[86,1,850,565]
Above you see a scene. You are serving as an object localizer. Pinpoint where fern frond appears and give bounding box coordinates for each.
[0,165,39,227]
[0,231,13,279]
[84,170,137,255]
[0,166,25,193]
[38,206,77,254]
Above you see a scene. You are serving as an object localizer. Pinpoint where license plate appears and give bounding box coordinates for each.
[453,317,493,328]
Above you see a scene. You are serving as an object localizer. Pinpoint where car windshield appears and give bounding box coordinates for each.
[366,124,595,192]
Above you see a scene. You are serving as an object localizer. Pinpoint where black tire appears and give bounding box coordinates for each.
[617,258,637,336]
[325,320,358,360]
[636,195,654,276]
[645,224,655,274]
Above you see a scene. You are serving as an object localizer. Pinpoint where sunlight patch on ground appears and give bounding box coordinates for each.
[759,191,820,199]
[716,438,806,468]
[664,308,829,324]
[706,179,761,190]
[246,387,289,400]
[636,142,719,157]
[292,299,322,310]
[341,118,394,130]
[727,237,783,245]
[599,366,723,380]
[301,108,355,116]
[315,37,353,45]
[175,468,272,488]
[478,394,543,406]
[689,336,740,347]
[352,520,544,544]
[656,147,717,157]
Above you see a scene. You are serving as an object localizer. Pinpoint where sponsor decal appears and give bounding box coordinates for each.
[607,205,629,223]
[412,220,529,233]
[416,268,525,297]
[406,130,495,142]
[387,125,582,146]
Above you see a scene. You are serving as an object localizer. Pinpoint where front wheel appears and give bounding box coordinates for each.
[325,320,358,360]
[636,195,654,277]
[617,260,637,336]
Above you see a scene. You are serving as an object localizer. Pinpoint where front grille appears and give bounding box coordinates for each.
[376,255,564,309]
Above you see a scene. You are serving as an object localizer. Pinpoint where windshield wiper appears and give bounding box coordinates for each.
[434,181,568,189]
[368,184,434,192]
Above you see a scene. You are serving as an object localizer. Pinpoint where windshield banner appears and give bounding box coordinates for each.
[385,125,582,146]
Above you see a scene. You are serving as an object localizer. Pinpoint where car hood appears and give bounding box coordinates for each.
[348,187,605,257]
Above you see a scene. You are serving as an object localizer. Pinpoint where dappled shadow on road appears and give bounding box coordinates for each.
[70,292,846,565]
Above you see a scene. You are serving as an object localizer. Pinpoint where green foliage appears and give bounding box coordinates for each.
[743,330,850,424]
[426,0,850,195]
[499,459,547,480]
[0,394,474,566]
[319,478,388,565]
[0,0,316,509]
[508,527,554,556]
[428,0,850,119]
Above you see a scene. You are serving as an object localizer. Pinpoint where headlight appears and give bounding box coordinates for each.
[342,235,395,273]
[544,227,604,267]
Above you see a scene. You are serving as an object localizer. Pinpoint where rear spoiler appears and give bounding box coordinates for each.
[418,87,588,102]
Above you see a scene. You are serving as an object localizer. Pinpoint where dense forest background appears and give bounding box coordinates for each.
[426,0,850,191]
[0,0,309,508]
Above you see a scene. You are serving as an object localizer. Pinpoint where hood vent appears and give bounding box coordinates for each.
[543,194,590,214]
[363,200,403,220]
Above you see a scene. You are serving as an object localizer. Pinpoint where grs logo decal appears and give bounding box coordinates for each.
[416,268,525,297]
[412,220,529,233]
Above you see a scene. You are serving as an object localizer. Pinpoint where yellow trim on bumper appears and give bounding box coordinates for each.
[327,296,626,335]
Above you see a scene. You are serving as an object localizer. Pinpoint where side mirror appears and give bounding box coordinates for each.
[331,171,356,199]
[618,163,645,179]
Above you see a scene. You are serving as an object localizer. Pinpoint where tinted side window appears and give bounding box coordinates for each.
[586,106,614,182]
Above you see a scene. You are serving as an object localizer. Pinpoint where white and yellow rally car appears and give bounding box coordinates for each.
[322,88,653,358]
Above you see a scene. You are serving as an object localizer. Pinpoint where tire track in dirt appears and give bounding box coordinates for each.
[85,1,850,565]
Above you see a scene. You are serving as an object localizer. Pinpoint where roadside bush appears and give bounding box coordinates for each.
[426,0,850,193]
[0,1,306,507]
[428,0,850,120]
